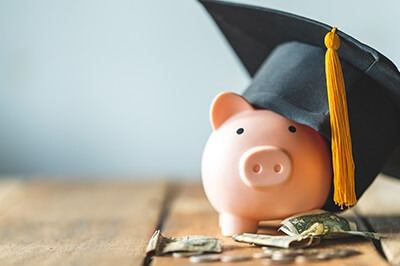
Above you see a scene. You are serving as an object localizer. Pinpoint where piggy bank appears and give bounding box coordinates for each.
[201,92,332,236]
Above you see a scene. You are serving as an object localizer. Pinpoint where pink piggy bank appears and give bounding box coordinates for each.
[201,92,332,236]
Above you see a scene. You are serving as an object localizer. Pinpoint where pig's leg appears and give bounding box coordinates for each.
[219,213,259,236]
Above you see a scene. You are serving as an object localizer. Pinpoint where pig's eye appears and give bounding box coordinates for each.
[288,126,297,133]
[236,128,244,135]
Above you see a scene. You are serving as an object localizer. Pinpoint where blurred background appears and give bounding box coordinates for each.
[0,0,399,180]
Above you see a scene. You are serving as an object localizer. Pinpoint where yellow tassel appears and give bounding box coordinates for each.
[324,27,357,209]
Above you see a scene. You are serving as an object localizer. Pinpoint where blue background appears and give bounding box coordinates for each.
[0,0,399,179]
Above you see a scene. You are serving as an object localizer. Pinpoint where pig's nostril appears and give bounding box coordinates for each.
[274,164,283,173]
[253,164,262,173]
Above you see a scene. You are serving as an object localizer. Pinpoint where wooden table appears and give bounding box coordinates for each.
[0,174,398,265]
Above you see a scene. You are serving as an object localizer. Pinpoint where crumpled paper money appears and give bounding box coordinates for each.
[233,209,381,248]
[233,233,321,249]
[279,209,381,240]
[146,230,222,256]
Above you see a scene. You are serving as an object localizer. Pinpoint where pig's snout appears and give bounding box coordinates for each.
[239,146,292,189]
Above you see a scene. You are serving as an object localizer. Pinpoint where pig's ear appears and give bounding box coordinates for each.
[210,92,254,130]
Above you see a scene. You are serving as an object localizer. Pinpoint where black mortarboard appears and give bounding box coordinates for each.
[199,0,400,211]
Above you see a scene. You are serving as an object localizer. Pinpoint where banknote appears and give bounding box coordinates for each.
[279,209,381,240]
[232,233,321,248]
[145,230,222,256]
[233,210,381,248]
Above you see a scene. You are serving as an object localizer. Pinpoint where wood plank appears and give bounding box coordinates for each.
[152,183,387,266]
[0,180,167,266]
[0,178,25,216]
[355,174,400,265]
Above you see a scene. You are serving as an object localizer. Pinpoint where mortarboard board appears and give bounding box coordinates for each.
[199,0,400,211]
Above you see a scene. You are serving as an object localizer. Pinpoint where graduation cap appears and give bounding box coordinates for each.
[199,0,400,211]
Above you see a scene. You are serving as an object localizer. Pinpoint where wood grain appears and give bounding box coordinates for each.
[0,180,167,266]
[0,175,397,266]
[355,174,400,265]
[152,183,388,266]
